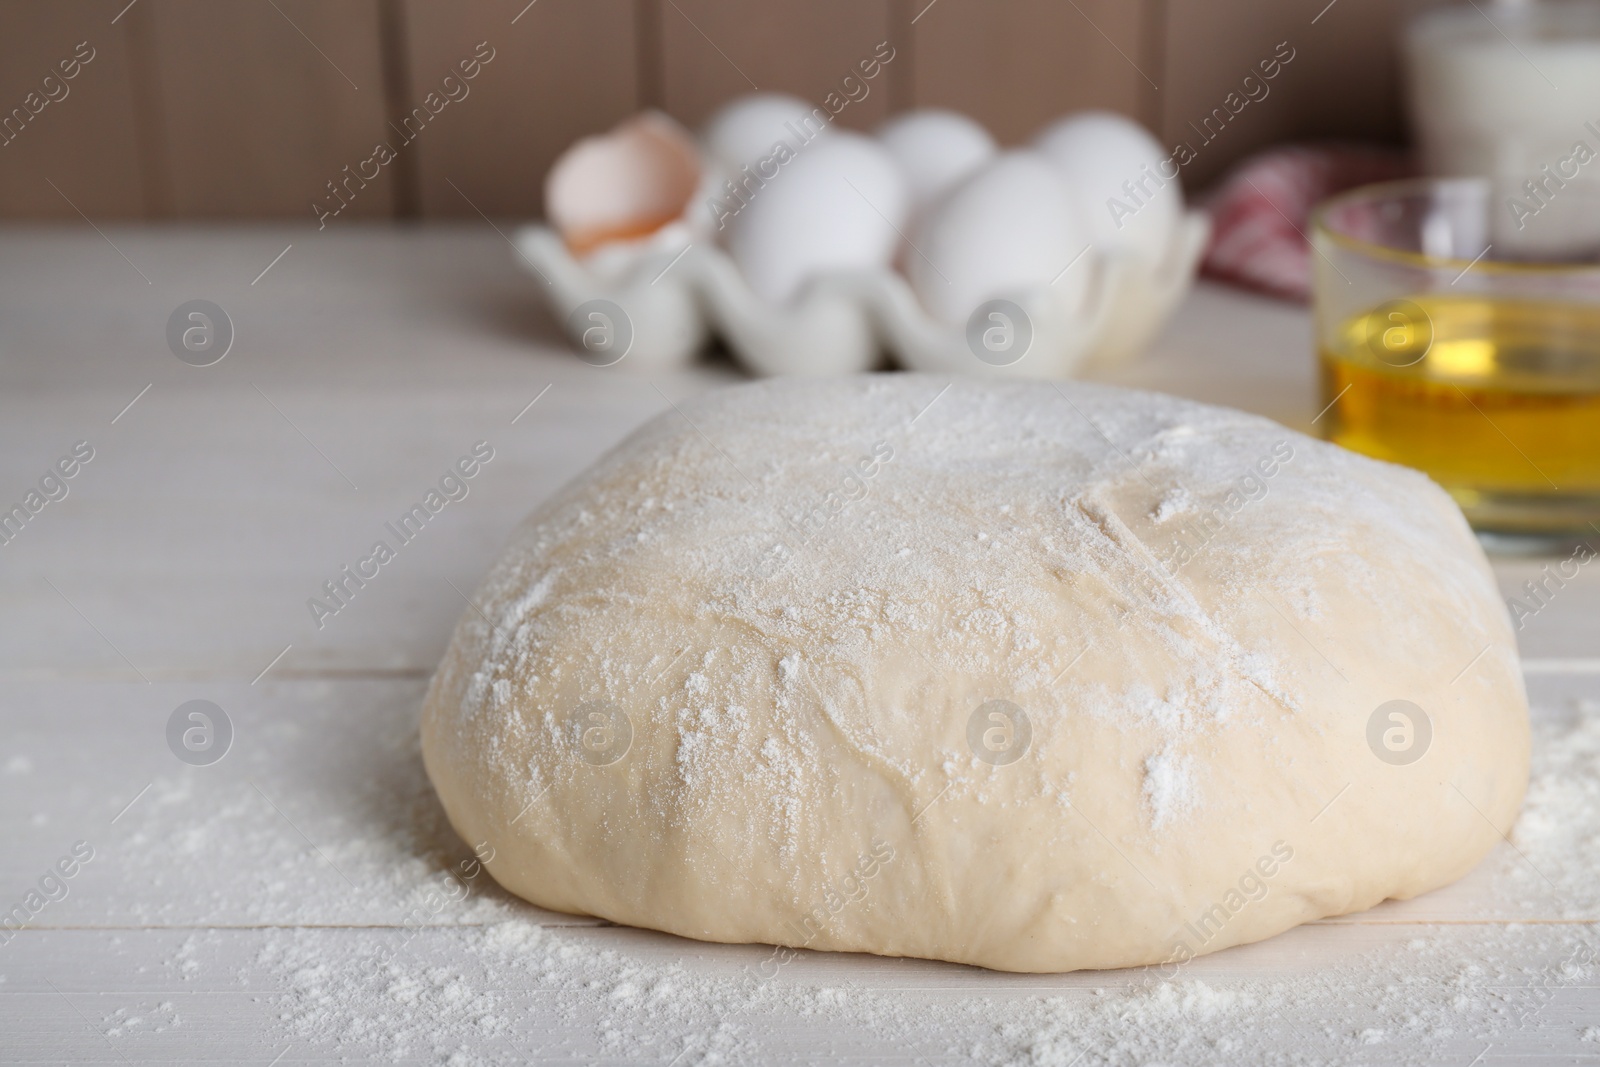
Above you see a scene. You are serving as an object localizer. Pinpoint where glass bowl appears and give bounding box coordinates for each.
[1310,177,1600,541]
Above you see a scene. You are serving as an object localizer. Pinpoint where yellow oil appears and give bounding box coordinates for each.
[1320,294,1600,532]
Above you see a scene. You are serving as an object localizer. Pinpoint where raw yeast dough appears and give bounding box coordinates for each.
[421,376,1528,973]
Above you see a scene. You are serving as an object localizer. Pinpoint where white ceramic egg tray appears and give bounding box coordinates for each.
[513,212,1210,378]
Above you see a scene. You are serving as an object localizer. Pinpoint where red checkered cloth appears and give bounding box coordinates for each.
[1200,146,1413,301]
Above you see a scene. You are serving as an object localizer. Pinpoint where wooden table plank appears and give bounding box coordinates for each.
[2,921,1597,1064]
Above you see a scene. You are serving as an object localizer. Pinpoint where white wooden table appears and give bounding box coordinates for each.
[2,227,1596,1065]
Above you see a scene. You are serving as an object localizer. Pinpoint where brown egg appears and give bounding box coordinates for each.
[544,112,703,256]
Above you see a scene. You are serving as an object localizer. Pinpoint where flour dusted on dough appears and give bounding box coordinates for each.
[421,375,1528,973]
[1142,745,1197,829]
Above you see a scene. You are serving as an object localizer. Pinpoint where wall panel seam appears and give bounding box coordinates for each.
[379,0,422,220]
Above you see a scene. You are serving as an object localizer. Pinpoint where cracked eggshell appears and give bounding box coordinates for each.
[877,109,997,214]
[909,150,1090,328]
[544,111,705,257]
[1034,111,1181,266]
[726,130,908,306]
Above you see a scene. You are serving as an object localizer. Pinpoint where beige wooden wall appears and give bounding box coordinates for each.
[0,0,1442,221]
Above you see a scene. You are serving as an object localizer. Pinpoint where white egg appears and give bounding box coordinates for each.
[701,93,833,175]
[1033,111,1181,265]
[727,131,908,305]
[876,109,997,213]
[909,150,1088,327]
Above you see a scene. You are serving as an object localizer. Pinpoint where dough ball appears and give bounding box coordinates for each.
[421,376,1527,973]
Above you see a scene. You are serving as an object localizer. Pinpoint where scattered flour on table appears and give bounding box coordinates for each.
[124,688,1599,1065]
[233,917,1597,1066]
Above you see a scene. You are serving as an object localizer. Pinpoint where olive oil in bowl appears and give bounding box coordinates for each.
[1320,294,1600,534]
